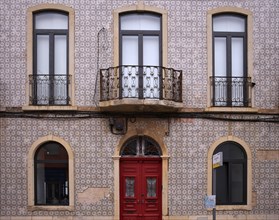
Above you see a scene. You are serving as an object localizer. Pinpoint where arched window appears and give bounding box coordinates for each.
[33,10,69,105]
[121,136,161,156]
[119,12,162,99]
[35,141,69,205]
[213,141,247,205]
[212,13,248,107]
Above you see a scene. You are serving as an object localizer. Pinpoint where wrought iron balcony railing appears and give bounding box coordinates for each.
[100,65,182,102]
[28,74,71,106]
[210,76,253,107]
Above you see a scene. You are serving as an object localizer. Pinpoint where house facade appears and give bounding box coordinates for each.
[0,0,278,220]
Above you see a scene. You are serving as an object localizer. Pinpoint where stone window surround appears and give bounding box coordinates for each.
[24,4,77,111]
[27,135,75,211]
[206,7,257,113]
[207,135,253,210]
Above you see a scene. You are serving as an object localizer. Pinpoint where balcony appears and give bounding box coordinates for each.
[210,76,253,107]
[28,74,71,106]
[99,65,183,112]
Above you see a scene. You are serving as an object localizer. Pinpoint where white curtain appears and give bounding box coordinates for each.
[121,14,160,31]
[35,13,68,29]
[143,36,159,98]
[122,36,139,98]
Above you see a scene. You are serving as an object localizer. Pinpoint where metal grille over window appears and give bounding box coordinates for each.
[125,177,135,197]
[147,178,157,197]
[120,136,161,156]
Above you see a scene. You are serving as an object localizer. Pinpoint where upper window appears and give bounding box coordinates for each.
[211,13,251,107]
[121,136,162,157]
[32,11,69,105]
[119,12,162,99]
[213,141,247,205]
[35,141,69,205]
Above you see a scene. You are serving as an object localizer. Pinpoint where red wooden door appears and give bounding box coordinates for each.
[120,158,162,220]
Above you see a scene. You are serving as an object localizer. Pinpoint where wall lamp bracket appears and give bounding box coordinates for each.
[109,117,127,135]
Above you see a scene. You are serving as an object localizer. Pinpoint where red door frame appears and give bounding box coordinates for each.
[120,157,162,220]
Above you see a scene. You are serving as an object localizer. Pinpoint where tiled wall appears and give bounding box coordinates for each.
[0,117,278,217]
[0,0,278,109]
[0,0,278,219]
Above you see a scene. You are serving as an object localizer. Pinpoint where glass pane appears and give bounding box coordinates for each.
[231,164,244,203]
[144,139,161,156]
[214,142,246,160]
[55,35,67,75]
[147,177,157,197]
[143,36,159,66]
[54,35,67,105]
[122,36,138,65]
[216,163,228,204]
[35,12,68,29]
[213,15,245,32]
[214,37,227,106]
[35,142,69,205]
[121,14,160,30]
[122,36,139,98]
[231,37,244,106]
[232,38,244,77]
[36,35,49,105]
[37,35,49,74]
[214,37,226,77]
[125,177,135,197]
[143,36,159,99]
[36,142,68,160]
[121,139,138,156]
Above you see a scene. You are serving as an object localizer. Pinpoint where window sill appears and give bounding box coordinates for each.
[207,204,252,211]
[27,205,74,211]
[205,107,258,113]
[22,105,78,111]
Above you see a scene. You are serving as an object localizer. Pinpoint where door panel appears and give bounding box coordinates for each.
[120,158,162,220]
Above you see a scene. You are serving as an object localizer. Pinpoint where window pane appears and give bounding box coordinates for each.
[232,38,244,77]
[213,15,245,32]
[122,36,138,65]
[125,177,135,197]
[143,139,161,156]
[147,177,157,197]
[216,163,228,204]
[35,143,69,205]
[37,35,49,105]
[214,37,226,77]
[215,142,246,160]
[37,35,49,74]
[54,35,67,105]
[231,164,244,203]
[55,35,67,75]
[143,36,159,99]
[143,36,159,66]
[121,139,138,156]
[122,36,139,98]
[121,14,160,30]
[35,12,68,29]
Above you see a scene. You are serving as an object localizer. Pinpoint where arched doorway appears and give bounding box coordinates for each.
[120,136,162,220]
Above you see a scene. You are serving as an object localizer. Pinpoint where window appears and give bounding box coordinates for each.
[211,13,251,107]
[121,136,161,156]
[32,11,69,105]
[35,142,69,205]
[213,141,247,205]
[119,12,162,99]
